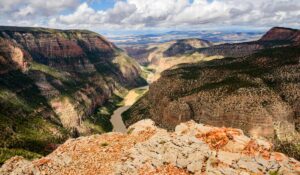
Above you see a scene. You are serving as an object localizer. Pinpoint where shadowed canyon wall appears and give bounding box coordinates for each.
[0,26,146,156]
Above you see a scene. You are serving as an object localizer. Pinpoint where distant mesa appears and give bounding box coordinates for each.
[260,27,300,42]
[163,39,213,57]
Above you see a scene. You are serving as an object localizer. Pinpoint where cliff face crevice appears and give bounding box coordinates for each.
[0,26,146,156]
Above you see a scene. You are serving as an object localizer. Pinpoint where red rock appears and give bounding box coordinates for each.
[260,27,300,43]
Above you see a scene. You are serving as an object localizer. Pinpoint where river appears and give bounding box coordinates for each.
[110,86,149,133]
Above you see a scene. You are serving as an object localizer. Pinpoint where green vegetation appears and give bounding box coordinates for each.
[127,128,134,134]
[122,97,150,125]
[0,110,67,154]
[0,112,66,163]
[133,87,148,101]
[143,66,155,73]
[134,88,147,95]
[0,69,126,163]
[0,148,42,165]
[30,62,68,81]
[170,75,260,100]
[177,66,202,80]
[170,46,300,100]
[124,45,300,163]
[0,70,67,163]
[85,94,123,133]
[269,170,279,175]
[0,70,49,108]
[0,27,150,166]
[100,142,109,147]
[274,139,300,161]
[140,66,155,80]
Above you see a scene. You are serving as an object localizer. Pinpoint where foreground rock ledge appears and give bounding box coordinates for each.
[1,120,300,175]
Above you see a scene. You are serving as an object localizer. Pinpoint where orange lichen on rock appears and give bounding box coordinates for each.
[33,158,51,166]
[1,120,300,175]
[242,139,272,160]
[243,139,259,155]
[195,128,242,149]
[261,150,271,160]
[29,131,156,175]
[273,152,286,162]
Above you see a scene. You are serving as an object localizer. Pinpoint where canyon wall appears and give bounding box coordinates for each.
[124,28,300,144]
[0,26,146,156]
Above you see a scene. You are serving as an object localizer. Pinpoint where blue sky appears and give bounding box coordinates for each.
[86,0,116,10]
[0,0,299,35]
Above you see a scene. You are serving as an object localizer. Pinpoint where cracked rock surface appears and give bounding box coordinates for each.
[1,119,300,175]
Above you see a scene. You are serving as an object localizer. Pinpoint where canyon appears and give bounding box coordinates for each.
[0,26,146,163]
[124,38,220,82]
[123,27,300,159]
[0,26,300,174]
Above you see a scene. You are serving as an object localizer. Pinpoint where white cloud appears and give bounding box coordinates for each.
[1,0,300,30]
[56,3,96,24]
[0,0,79,26]
[15,5,35,17]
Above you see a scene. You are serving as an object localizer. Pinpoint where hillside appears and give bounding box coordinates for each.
[123,38,217,82]
[1,120,300,175]
[124,27,300,67]
[123,28,300,83]
[0,26,146,163]
[260,27,300,43]
[123,28,300,159]
[124,38,213,65]
[196,27,300,58]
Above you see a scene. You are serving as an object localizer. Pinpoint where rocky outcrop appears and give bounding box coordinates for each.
[1,120,299,175]
[0,38,30,73]
[0,26,146,159]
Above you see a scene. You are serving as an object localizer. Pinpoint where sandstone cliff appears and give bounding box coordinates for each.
[1,120,299,175]
[0,26,146,161]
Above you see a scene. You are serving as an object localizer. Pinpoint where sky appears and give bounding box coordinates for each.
[0,0,299,35]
